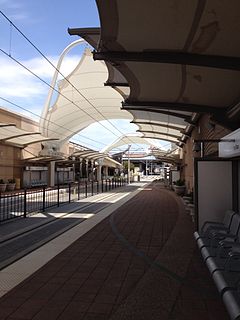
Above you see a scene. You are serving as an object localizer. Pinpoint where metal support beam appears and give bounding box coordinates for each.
[104,82,129,87]
[123,100,225,115]
[93,51,240,71]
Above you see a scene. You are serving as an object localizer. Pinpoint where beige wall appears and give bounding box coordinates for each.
[0,108,121,185]
[0,145,22,180]
[0,107,41,181]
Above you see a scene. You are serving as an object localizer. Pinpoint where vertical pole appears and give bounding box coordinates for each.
[97,164,102,182]
[85,181,88,198]
[91,181,94,196]
[68,183,71,203]
[86,160,89,181]
[128,145,131,184]
[42,186,45,212]
[97,180,99,194]
[78,179,80,200]
[24,188,27,218]
[102,179,104,193]
[0,192,1,220]
[200,142,205,158]
[57,183,60,207]
[49,161,55,187]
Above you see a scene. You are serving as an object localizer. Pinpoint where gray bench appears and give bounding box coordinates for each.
[194,212,240,320]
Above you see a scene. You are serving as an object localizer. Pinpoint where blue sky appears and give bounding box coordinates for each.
[0,0,171,152]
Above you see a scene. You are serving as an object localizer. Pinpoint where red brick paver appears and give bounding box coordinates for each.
[0,182,229,320]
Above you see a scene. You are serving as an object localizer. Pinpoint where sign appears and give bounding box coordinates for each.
[56,167,73,172]
[25,166,48,171]
[219,128,240,158]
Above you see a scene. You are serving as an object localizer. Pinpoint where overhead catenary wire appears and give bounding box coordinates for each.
[0,96,132,153]
[0,46,123,140]
[0,11,142,149]
[0,94,173,156]
[0,96,111,150]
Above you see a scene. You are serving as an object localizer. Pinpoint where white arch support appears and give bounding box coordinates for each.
[40,43,132,144]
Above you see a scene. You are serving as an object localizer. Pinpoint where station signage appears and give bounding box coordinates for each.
[25,166,48,171]
[219,128,240,158]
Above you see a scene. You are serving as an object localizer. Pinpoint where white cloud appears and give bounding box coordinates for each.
[0,0,27,21]
[0,52,84,137]
[0,54,81,101]
[0,54,158,151]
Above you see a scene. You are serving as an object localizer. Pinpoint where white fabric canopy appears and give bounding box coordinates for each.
[101,133,180,163]
[0,123,56,147]
[101,133,172,153]
[72,149,108,160]
[40,48,132,143]
[86,0,240,137]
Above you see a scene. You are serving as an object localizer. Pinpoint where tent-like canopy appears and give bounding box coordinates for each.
[101,133,156,153]
[40,47,132,143]
[101,133,171,153]
[101,133,180,164]
[68,33,192,146]
[69,0,240,148]
[0,123,56,148]
[72,149,108,161]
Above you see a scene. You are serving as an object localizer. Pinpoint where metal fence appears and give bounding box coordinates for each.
[0,178,126,223]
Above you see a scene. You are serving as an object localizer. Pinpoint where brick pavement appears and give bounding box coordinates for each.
[0,182,229,320]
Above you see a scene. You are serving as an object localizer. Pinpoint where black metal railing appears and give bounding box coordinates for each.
[0,178,127,223]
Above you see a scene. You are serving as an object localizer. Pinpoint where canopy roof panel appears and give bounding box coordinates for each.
[90,0,240,133]
[72,149,108,160]
[142,132,179,144]
[0,123,56,148]
[101,133,172,153]
[96,0,240,56]
[41,48,132,142]
[102,133,180,164]
[128,109,188,128]
[136,123,182,138]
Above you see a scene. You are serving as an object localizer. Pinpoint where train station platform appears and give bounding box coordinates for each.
[0,180,229,320]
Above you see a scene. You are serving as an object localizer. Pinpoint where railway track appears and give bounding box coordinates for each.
[0,191,122,271]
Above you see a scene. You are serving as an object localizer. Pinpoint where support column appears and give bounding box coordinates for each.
[103,166,108,179]
[97,165,102,181]
[79,158,83,177]
[86,159,89,181]
[91,160,94,181]
[128,147,130,184]
[49,161,55,187]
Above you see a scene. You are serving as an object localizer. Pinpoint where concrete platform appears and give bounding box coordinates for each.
[0,181,229,319]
